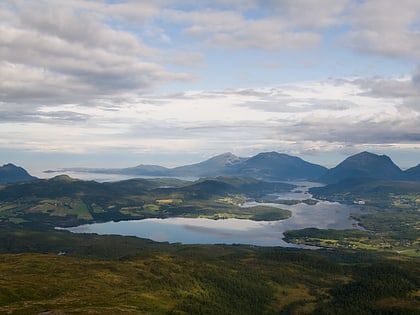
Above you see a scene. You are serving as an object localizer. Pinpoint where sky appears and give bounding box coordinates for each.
[1,0,420,177]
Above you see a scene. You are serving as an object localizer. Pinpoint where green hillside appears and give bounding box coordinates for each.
[0,176,294,228]
[0,176,419,314]
[283,180,420,255]
[0,228,418,315]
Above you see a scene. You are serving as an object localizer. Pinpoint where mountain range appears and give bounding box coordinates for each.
[44,151,419,183]
[0,163,38,184]
[2,151,419,184]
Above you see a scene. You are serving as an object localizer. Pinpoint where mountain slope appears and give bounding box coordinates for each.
[0,163,38,184]
[319,151,403,184]
[169,152,245,177]
[116,164,170,176]
[178,176,295,197]
[227,152,328,180]
[46,152,328,181]
[404,164,420,181]
[45,151,417,183]
[167,152,328,180]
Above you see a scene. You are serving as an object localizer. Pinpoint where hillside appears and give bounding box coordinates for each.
[277,178,420,255]
[1,234,418,315]
[0,162,419,314]
[48,151,328,181]
[319,151,403,183]
[227,151,327,180]
[169,152,245,177]
[405,164,420,180]
[0,163,38,184]
[44,151,419,183]
[310,178,420,203]
[0,175,294,227]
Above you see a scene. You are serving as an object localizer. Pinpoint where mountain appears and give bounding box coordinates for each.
[128,152,326,180]
[169,152,245,177]
[46,152,328,181]
[178,176,295,197]
[319,151,403,184]
[226,152,328,180]
[114,164,170,176]
[46,151,418,183]
[0,163,38,184]
[47,164,170,177]
[404,164,420,180]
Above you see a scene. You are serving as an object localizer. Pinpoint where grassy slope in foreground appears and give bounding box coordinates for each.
[0,228,419,315]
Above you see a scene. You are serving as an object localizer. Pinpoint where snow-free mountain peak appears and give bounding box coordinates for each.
[229,151,328,181]
[319,151,403,183]
[0,163,38,184]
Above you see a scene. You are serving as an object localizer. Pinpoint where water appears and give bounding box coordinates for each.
[59,182,363,247]
[263,181,324,200]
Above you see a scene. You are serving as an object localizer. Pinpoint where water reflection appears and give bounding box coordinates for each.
[63,218,293,247]
[61,182,362,248]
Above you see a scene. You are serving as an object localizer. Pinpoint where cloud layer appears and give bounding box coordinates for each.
[1,0,419,169]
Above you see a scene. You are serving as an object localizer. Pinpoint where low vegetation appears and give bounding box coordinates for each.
[0,228,418,314]
[284,180,420,256]
[0,176,294,228]
[0,176,419,313]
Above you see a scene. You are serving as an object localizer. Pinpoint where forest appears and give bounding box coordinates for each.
[0,227,419,314]
[0,176,419,314]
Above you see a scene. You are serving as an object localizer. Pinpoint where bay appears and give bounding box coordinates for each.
[59,182,363,248]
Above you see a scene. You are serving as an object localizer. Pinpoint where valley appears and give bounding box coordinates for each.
[0,151,419,314]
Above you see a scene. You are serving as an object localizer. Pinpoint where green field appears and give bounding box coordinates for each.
[0,176,294,228]
[284,180,420,255]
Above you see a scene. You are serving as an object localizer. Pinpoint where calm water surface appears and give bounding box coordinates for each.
[60,182,363,247]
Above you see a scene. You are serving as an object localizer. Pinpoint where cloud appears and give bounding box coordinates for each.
[1,0,419,168]
[344,0,420,59]
[253,0,350,29]
[337,75,420,113]
[155,78,420,152]
[412,65,420,86]
[286,114,420,144]
[159,0,351,51]
[8,77,416,154]
[102,1,160,24]
[2,0,417,112]
[1,75,419,168]
[164,6,324,50]
[0,0,193,106]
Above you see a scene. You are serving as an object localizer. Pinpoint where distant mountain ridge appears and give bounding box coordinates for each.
[169,152,246,177]
[404,164,420,180]
[51,152,328,181]
[226,152,327,180]
[44,151,420,183]
[0,163,38,184]
[319,151,405,184]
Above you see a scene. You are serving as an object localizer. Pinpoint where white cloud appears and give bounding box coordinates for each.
[0,0,419,169]
[345,0,420,59]
[0,0,194,106]
[164,7,323,50]
[2,76,417,160]
[254,0,350,29]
